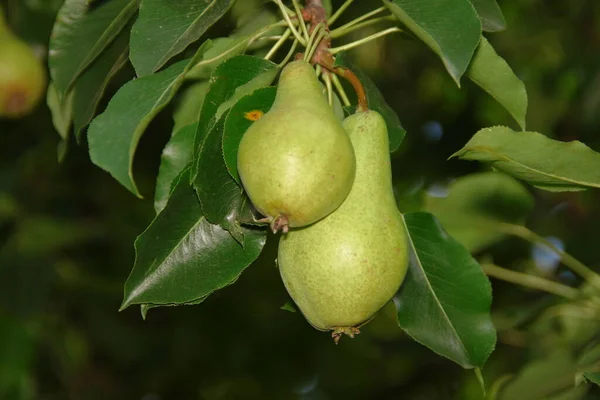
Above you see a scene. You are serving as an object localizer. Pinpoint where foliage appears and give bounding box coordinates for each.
[1,0,600,398]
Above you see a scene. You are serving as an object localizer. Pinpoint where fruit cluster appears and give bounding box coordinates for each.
[238,61,409,342]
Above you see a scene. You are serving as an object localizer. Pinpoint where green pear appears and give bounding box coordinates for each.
[278,110,409,341]
[237,60,355,232]
[0,9,46,118]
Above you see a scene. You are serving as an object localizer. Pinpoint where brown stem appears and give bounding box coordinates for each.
[300,0,334,68]
[333,66,368,111]
[300,1,368,112]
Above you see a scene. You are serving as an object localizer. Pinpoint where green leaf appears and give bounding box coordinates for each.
[222,87,277,184]
[452,126,600,191]
[467,37,527,130]
[584,373,600,386]
[154,124,196,214]
[425,172,533,252]
[172,81,209,133]
[129,0,235,76]
[185,37,256,80]
[121,168,266,309]
[469,0,506,32]
[48,0,138,99]
[500,350,583,400]
[397,212,496,369]
[384,0,481,85]
[72,24,130,140]
[334,52,406,152]
[578,343,600,386]
[46,83,73,141]
[191,56,276,182]
[194,115,250,243]
[88,59,188,197]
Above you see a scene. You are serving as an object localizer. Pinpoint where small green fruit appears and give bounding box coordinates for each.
[237,60,355,232]
[278,110,409,341]
[0,12,46,118]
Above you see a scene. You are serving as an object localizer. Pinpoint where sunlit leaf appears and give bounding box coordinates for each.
[467,37,527,130]
[452,126,600,191]
[384,0,481,85]
[72,25,130,140]
[397,212,496,369]
[48,0,138,99]
[88,59,189,197]
[469,0,506,32]
[129,0,235,76]
[121,168,266,309]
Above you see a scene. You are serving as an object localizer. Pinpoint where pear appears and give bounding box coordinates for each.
[0,10,46,118]
[237,60,355,232]
[278,110,409,341]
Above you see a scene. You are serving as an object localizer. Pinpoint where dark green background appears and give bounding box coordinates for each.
[1,0,599,398]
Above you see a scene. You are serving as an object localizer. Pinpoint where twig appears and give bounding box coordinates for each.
[482,263,579,300]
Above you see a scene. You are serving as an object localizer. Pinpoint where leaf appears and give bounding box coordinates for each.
[334,52,406,152]
[452,126,600,191]
[469,0,506,32]
[88,58,189,197]
[222,87,277,184]
[185,37,255,80]
[467,37,527,130]
[154,124,196,214]
[129,0,235,76]
[397,212,496,369]
[72,24,130,140]
[500,350,582,400]
[384,0,481,85]
[121,168,266,309]
[48,0,138,99]
[578,343,600,386]
[191,56,276,182]
[425,172,533,252]
[194,115,250,243]
[172,81,209,133]
[140,296,207,319]
[584,373,600,386]
[46,83,73,141]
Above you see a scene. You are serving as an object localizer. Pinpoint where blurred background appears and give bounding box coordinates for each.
[1,0,600,398]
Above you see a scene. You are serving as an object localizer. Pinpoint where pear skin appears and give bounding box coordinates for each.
[278,110,409,339]
[237,60,355,232]
[0,12,46,118]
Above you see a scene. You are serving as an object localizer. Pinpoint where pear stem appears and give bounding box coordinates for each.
[292,0,310,42]
[274,0,307,46]
[333,66,367,111]
[330,15,396,39]
[278,38,300,67]
[330,6,387,37]
[331,74,351,107]
[497,223,600,292]
[482,263,579,300]
[271,0,294,17]
[327,0,354,26]
[265,28,292,60]
[323,71,334,106]
[304,24,327,62]
[329,27,402,55]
